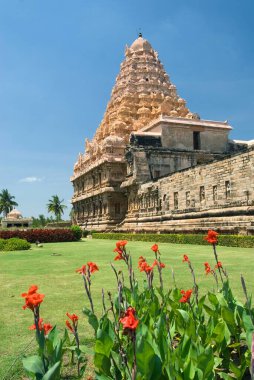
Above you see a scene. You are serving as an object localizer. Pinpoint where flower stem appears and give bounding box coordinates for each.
[212,244,223,284]
[82,274,94,313]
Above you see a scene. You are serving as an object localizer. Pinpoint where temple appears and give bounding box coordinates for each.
[71,34,254,234]
[1,209,32,228]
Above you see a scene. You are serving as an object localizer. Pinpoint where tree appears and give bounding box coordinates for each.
[0,189,18,217]
[47,195,67,221]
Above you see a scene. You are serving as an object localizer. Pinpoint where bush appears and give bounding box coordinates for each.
[0,238,31,251]
[0,229,78,243]
[82,230,90,238]
[0,238,6,250]
[92,232,254,248]
[70,225,82,240]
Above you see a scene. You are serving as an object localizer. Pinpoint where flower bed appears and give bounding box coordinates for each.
[20,230,254,379]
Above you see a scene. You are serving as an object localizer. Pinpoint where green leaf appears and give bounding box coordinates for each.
[136,335,157,378]
[197,349,214,378]
[183,358,196,380]
[221,307,235,327]
[94,353,111,377]
[83,307,99,333]
[203,304,215,317]
[181,335,192,359]
[208,292,219,307]
[229,361,242,378]
[177,309,190,324]
[41,362,61,380]
[95,327,114,358]
[22,355,44,377]
[212,321,225,344]
[95,374,114,380]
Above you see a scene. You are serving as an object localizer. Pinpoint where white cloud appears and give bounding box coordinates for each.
[19,176,44,183]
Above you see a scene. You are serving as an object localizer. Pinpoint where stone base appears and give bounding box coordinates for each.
[108,206,254,235]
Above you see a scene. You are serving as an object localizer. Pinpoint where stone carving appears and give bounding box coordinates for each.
[200,186,205,202]
[225,181,231,199]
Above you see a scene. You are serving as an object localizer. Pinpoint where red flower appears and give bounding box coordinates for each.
[66,312,79,322]
[179,289,192,303]
[204,230,218,244]
[29,318,53,335]
[182,254,189,263]
[215,261,222,269]
[153,260,165,269]
[119,307,139,331]
[204,262,212,275]
[75,265,86,275]
[66,320,74,333]
[87,262,99,274]
[151,244,159,253]
[66,312,79,334]
[29,318,44,331]
[114,248,124,261]
[22,289,45,311]
[115,240,128,250]
[21,285,38,298]
[43,323,53,335]
[138,260,153,273]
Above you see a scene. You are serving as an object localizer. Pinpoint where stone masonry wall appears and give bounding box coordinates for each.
[122,148,254,234]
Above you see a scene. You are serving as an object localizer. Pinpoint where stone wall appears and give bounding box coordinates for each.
[121,147,254,234]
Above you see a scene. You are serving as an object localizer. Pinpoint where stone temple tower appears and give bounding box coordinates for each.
[71,34,236,231]
[71,34,196,229]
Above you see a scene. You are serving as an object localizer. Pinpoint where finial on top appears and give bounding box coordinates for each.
[138,32,142,38]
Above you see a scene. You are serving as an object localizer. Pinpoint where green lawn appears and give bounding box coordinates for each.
[0,239,253,379]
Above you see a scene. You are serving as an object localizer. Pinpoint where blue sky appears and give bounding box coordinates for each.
[1,0,253,218]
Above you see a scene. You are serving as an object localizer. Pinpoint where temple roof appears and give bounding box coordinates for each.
[129,34,153,51]
[73,35,196,175]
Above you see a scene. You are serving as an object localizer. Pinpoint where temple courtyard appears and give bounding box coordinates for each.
[0,239,253,379]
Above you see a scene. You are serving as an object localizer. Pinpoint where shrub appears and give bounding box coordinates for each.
[0,228,77,243]
[82,230,90,238]
[70,225,82,240]
[1,238,31,251]
[0,238,6,250]
[92,232,254,248]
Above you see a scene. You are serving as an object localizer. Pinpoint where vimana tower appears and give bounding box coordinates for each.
[71,34,254,234]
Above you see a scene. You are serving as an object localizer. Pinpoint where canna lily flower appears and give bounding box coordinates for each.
[138,256,153,273]
[182,254,190,263]
[215,261,222,269]
[204,262,213,275]
[87,262,99,274]
[66,320,74,333]
[115,240,128,250]
[204,230,218,244]
[179,289,193,303]
[29,318,53,335]
[22,288,45,311]
[21,285,38,298]
[151,244,159,253]
[119,307,139,331]
[114,248,124,261]
[66,312,79,322]
[66,312,79,334]
[153,260,165,269]
[75,265,86,275]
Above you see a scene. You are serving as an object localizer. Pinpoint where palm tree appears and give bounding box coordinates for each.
[47,195,67,221]
[0,189,18,217]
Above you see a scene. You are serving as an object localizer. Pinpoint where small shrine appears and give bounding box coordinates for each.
[1,209,32,228]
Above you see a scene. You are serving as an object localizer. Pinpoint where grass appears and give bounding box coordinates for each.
[0,238,253,379]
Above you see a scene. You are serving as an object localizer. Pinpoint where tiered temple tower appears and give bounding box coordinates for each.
[71,34,197,229]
